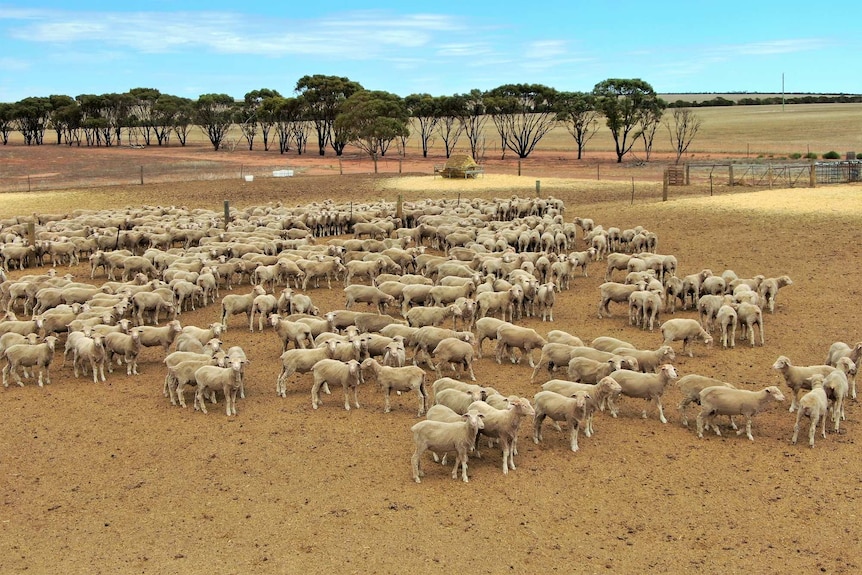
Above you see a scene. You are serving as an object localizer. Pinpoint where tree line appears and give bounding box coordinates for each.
[0,76,703,166]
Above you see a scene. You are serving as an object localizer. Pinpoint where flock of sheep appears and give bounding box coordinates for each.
[0,194,859,484]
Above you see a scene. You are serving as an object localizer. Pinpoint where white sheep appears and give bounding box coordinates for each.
[103,330,142,375]
[771,355,837,412]
[540,376,622,437]
[431,337,477,382]
[714,304,738,349]
[546,329,585,347]
[249,293,278,332]
[2,335,58,387]
[434,388,484,415]
[609,345,676,374]
[359,358,427,416]
[193,356,246,416]
[73,333,107,383]
[696,385,785,441]
[166,356,221,408]
[607,364,678,423]
[821,357,855,432]
[660,318,713,357]
[137,319,183,353]
[566,356,627,384]
[220,285,266,330]
[735,302,765,347]
[405,305,461,329]
[466,396,535,474]
[532,389,591,452]
[824,341,862,399]
[310,358,362,411]
[791,376,828,448]
[430,377,490,401]
[676,374,737,428]
[410,410,485,483]
[269,313,314,352]
[597,281,644,319]
[494,324,546,368]
[757,275,793,313]
[275,345,333,398]
[344,285,395,314]
[474,317,511,359]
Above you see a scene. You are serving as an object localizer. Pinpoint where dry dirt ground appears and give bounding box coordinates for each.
[1,148,861,574]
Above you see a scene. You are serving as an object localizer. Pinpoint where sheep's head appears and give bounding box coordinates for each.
[765,386,786,402]
[772,356,790,370]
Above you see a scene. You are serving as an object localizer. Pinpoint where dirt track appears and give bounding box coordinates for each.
[1,170,861,574]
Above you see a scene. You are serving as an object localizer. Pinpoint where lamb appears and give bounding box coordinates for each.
[676,374,737,428]
[791,376,828,447]
[193,356,246,416]
[494,324,546,368]
[771,355,837,412]
[714,304,738,349]
[735,302,765,347]
[434,388,484,415]
[757,275,793,313]
[137,319,183,353]
[310,358,362,411]
[660,318,713,357]
[344,285,395,314]
[383,338,407,368]
[410,410,485,483]
[824,341,862,399]
[72,333,108,383]
[597,281,645,319]
[269,314,314,352]
[431,337,477,382]
[532,390,591,452]
[696,385,785,441]
[406,305,461,329]
[607,364,678,423]
[540,376,623,437]
[103,330,142,375]
[359,358,427,416]
[2,335,58,387]
[663,276,685,313]
[220,285,266,330]
[466,397,535,474]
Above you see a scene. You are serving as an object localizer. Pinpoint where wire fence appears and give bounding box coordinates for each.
[682,161,862,189]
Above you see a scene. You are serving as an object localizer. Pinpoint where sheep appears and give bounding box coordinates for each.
[130,290,175,326]
[410,410,485,483]
[681,269,713,310]
[103,330,142,375]
[696,386,785,441]
[382,338,407,368]
[180,322,225,346]
[353,312,403,334]
[697,294,728,332]
[406,305,461,329]
[771,355,837,412]
[629,289,663,331]
[269,313,314,352]
[757,275,793,313]
[597,281,645,319]
[714,304,738,349]
[137,319,183,353]
[530,342,598,382]
[735,302,765,347]
[676,374,737,428]
[434,388,484,415]
[546,329,584,347]
[410,326,474,368]
[532,390,591,452]
[344,259,384,286]
[535,282,556,321]
[494,324,546,368]
[476,285,521,323]
[310,358,362,411]
[663,276,685,314]
[344,285,395,314]
[791,376,828,447]
[2,336,58,387]
[193,356,246,416]
[825,341,862,399]
[474,317,511,359]
[566,356,628,384]
[431,337,477,382]
[607,364,678,423]
[359,358,427,416]
[821,357,855,432]
[660,318,713,357]
[165,356,220,408]
[590,336,635,353]
[72,333,108,384]
[541,376,623,437]
[431,377,491,400]
[466,397,535,474]
[220,285,266,330]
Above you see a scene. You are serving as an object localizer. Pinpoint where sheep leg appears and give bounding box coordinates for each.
[411,449,423,483]
[678,399,691,427]
[568,420,581,452]
[351,383,360,410]
[341,382,351,411]
[737,417,754,441]
[466,362,476,382]
[532,415,545,444]
[383,389,392,414]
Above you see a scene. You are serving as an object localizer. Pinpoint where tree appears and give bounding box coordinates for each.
[404,93,440,158]
[666,108,702,164]
[295,75,363,156]
[262,96,304,155]
[638,98,666,161]
[47,94,77,145]
[194,93,236,151]
[484,83,558,159]
[0,103,14,144]
[435,95,466,158]
[128,87,161,146]
[457,90,488,161]
[13,96,51,145]
[556,91,600,159]
[593,78,661,163]
[245,89,281,151]
[334,90,409,173]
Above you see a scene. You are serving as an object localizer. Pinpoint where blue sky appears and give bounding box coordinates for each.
[1,1,859,103]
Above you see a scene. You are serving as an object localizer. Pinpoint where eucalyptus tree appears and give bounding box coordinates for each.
[593,78,661,163]
[261,96,304,154]
[435,95,466,158]
[47,94,78,145]
[484,83,558,159]
[334,90,409,173]
[0,103,14,144]
[404,93,441,158]
[457,90,487,161]
[244,89,281,151]
[638,97,667,160]
[556,91,600,159]
[128,87,161,145]
[194,93,236,151]
[13,96,51,145]
[666,108,702,164]
[295,75,363,156]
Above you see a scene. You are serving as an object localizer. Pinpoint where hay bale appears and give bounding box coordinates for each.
[441,154,481,178]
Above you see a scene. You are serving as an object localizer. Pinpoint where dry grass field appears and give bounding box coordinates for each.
[1,104,862,574]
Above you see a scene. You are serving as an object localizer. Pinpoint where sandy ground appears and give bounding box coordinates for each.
[1,166,861,574]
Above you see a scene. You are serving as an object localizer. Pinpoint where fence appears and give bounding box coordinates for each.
[683,161,862,189]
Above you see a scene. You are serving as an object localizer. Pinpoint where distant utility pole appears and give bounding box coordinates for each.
[782,73,785,112]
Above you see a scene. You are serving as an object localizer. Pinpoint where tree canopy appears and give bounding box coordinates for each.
[593,78,662,163]
[334,90,409,172]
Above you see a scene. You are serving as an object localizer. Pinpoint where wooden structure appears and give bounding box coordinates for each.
[434,154,484,179]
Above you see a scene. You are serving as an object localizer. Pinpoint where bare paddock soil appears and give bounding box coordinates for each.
[1,165,861,574]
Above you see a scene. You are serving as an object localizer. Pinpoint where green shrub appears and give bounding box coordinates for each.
[823,150,841,159]
[804,152,818,160]
[857,153,862,160]
[789,153,802,160]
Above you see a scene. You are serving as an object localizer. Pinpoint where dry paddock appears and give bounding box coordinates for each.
[1,175,861,574]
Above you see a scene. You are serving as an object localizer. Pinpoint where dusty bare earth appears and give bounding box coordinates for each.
[1,146,861,575]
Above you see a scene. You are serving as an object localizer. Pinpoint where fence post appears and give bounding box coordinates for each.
[685,163,690,185]
[535,180,541,197]
[223,200,230,231]
[140,166,144,185]
[597,164,600,181]
[518,160,522,176]
[662,169,668,201]
[710,174,714,196]
[728,165,734,187]
[809,163,816,188]
[768,165,773,189]
[396,194,403,221]
[339,158,343,176]
[630,177,635,205]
